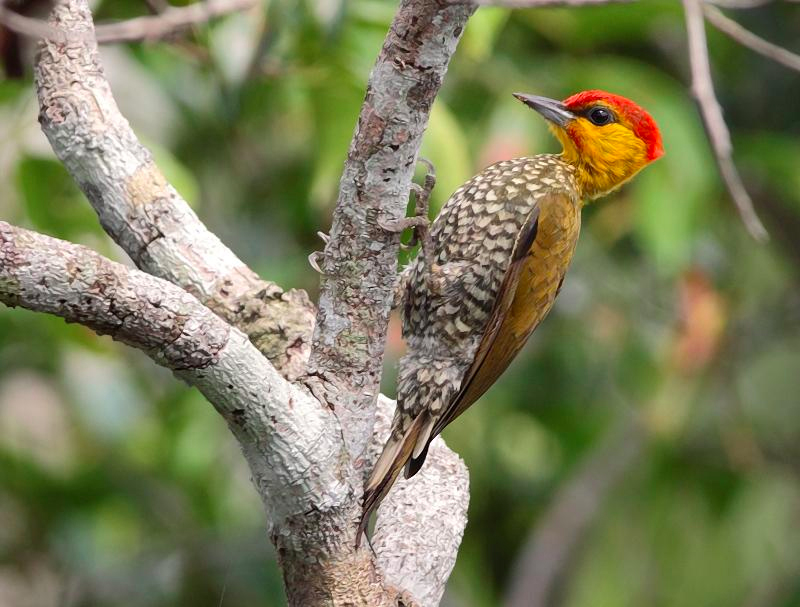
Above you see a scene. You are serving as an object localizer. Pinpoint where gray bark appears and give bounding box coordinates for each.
[34,0,315,380]
[0,222,349,528]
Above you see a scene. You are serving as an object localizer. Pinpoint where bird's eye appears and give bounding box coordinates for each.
[587,107,613,126]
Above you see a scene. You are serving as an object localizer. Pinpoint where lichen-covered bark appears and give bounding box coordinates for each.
[17,0,477,603]
[34,0,315,379]
[308,0,477,465]
[0,219,465,607]
[0,221,349,528]
[279,545,413,607]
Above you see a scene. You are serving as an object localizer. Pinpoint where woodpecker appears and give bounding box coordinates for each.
[360,90,663,542]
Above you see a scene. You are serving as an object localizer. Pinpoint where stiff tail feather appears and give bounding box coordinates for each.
[404,413,436,479]
[405,441,431,479]
[356,411,433,547]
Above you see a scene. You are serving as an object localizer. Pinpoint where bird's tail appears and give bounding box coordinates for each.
[357,356,463,546]
[356,410,435,547]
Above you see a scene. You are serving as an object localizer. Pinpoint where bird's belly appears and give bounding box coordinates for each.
[497,196,581,367]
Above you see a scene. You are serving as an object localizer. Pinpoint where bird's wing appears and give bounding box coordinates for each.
[432,193,572,445]
[403,201,545,477]
[362,202,543,526]
[425,203,543,442]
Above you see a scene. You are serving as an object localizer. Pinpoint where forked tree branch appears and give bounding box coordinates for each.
[11,0,789,603]
[23,0,473,604]
[0,221,350,529]
[34,0,315,379]
[307,0,477,463]
[0,218,469,605]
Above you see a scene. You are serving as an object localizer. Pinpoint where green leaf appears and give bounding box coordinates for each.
[738,132,800,213]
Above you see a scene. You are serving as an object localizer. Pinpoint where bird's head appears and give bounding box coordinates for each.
[514,90,663,200]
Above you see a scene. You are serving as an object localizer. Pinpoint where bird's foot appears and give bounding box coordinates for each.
[308,250,325,274]
[308,232,331,274]
[413,157,436,221]
[378,157,437,257]
[407,157,436,252]
[378,215,433,258]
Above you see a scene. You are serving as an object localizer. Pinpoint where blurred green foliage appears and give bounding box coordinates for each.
[1,1,800,606]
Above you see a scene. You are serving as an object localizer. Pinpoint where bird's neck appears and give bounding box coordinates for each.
[566,157,630,202]
[552,128,645,202]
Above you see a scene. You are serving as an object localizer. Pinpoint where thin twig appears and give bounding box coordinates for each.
[95,0,256,43]
[705,0,775,8]
[0,0,255,44]
[703,4,800,73]
[0,5,63,41]
[682,0,769,241]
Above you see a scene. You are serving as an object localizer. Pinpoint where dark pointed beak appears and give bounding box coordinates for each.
[513,93,576,127]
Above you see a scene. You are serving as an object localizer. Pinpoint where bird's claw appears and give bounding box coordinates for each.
[417,157,436,193]
[309,232,331,273]
[308,250,325,274]
[409,183,426,200]
[381,217,433,261]
[377,215,429,234]
[377,158,437,258]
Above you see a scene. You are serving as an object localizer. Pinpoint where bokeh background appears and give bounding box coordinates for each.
[2,1,800,605]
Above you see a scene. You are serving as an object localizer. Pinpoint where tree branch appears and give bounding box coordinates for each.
[95,0,257,43]
[0,0,256,44]
[0,220,397,605]
[34,0,315,379]
[682,0,769,241]
[0,221,470,606]
[307,0,477,464]
[705,0,776,8]
[0,5,58,43]
[703,3,800,73]
[0,221,350,529]
[21,1,476,602]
